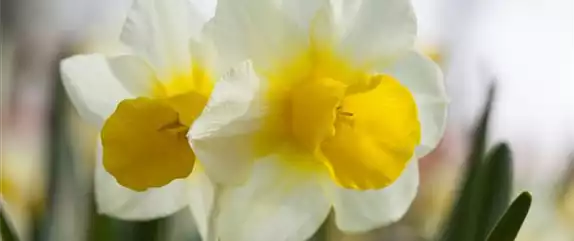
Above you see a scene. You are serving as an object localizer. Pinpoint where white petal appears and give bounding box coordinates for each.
[189,0,217,21]
[383,51,448,157]
[60,54,134,126]
[205,0,305,71]
[187,166,214,240]
[94,140,190,220]
[121,0,215,79]
[189,60,263,184]
[279,0,325,32]
[107,55,158,96]
[330,159,419,233]
[336,0,417,65]
[215,156,331,241]
[308,0,363,46]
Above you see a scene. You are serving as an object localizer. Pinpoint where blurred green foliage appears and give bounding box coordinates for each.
[437,86,531,241]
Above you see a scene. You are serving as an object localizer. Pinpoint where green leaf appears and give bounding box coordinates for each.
[486,192,532,241]
[469,86,496,174]
[438,86,496,241]
[1,205,20,241]
[474,143,513,240]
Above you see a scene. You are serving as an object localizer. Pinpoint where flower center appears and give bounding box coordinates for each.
[288,73,383,153]
[288,72,421,190]
[289,77,346,153]
[102,69,212,191]
[255,36,421,190]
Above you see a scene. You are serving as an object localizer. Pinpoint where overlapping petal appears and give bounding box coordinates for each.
[205,0,307,71]
[121,0,216,79]
[107,55,158,96]
[187,165,215,239]
[207,0,416,70]
[189,61,264,184]
[383,51,448,157]
[279,0,325,33]
[214,154,331,241]
[61,54,137,126]
[335,0,417,65]
[94,141,190,220]
[329,159,419,233]
[300,0,416,67]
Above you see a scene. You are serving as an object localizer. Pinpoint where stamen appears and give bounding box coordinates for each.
[337,106,354,117]
[158,120,189,135]
[339,111,354,117]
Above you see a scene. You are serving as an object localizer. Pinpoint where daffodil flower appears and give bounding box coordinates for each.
[189,0,448,240]
[60,0,220,226]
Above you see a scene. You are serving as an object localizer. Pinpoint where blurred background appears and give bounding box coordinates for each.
[1,0,573,240]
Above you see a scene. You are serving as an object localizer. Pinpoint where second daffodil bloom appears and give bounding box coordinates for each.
[60,0,220,227]
[189,0,448,240]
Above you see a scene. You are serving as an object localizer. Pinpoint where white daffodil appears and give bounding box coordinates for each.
[189,0,448,240]
[60,0,221,230]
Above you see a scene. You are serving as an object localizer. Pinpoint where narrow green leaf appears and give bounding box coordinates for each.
[474,143,513,240]
[486,192,532,241]
[469,86,496,172]
[1,205,20,241]
[438,85,496,241]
